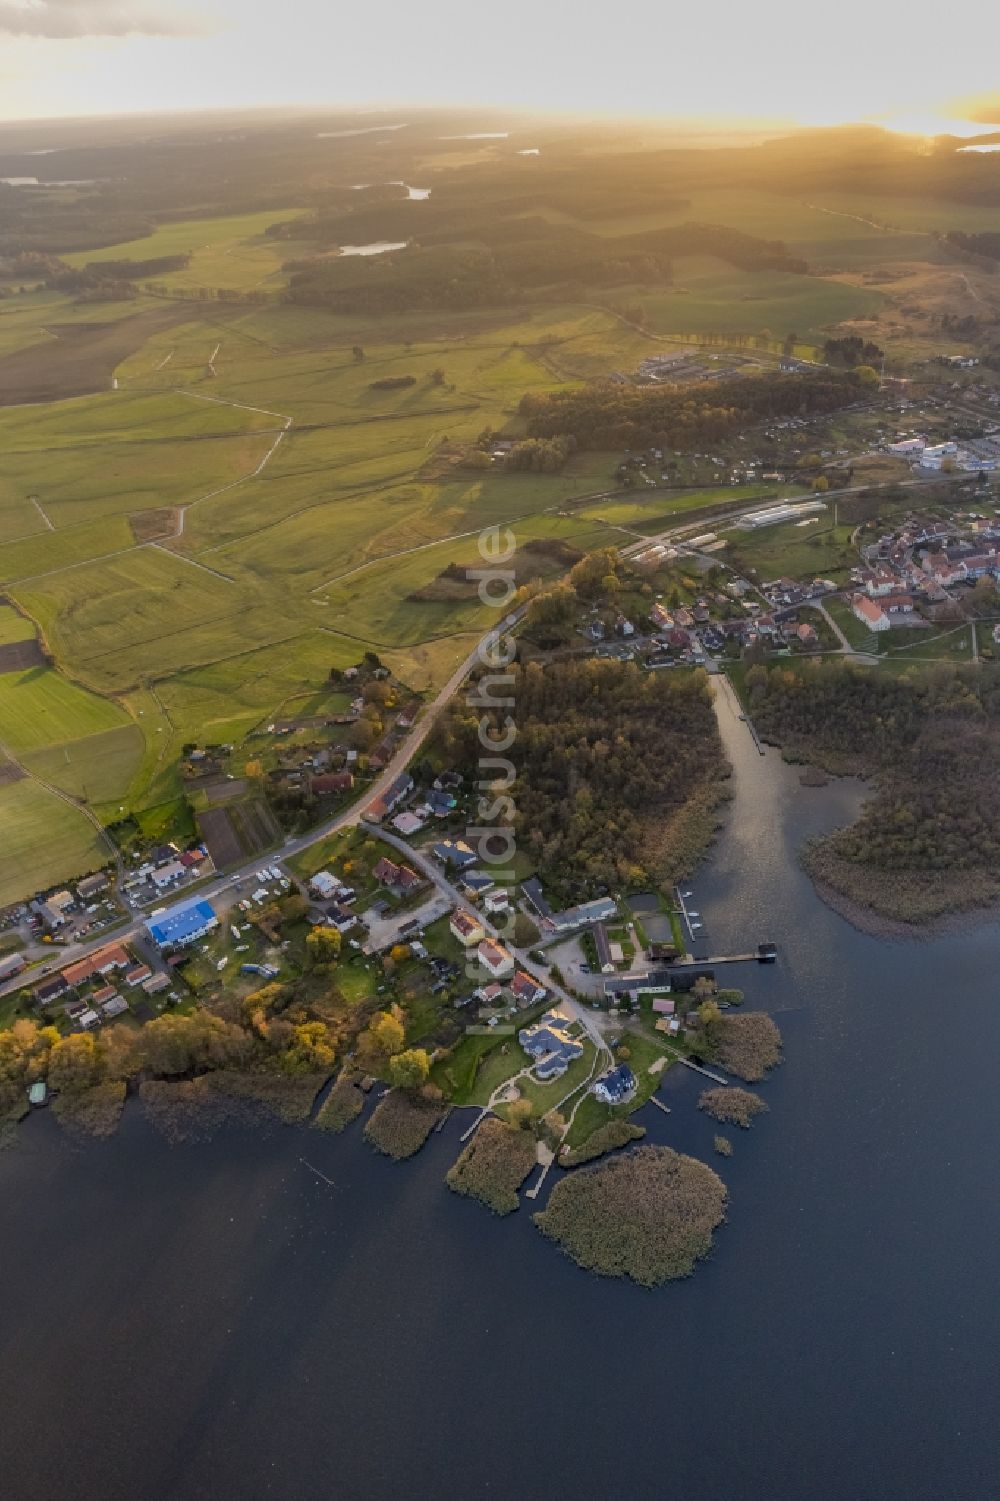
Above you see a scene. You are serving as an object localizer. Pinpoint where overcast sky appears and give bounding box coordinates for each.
[1,0,998,130]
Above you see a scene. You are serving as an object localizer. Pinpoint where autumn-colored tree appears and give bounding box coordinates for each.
[389,943,410,964]
[284,1021,336,1073]
[358,1006,406,1066]
[305,926,342,967]
[388,1048,430,1090]
[48,1033,99,1094]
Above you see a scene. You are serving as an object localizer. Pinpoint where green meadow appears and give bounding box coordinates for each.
[0,170,978,903]
[0,778,109,906]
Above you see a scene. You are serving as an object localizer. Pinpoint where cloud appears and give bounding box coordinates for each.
[0,0,202,37]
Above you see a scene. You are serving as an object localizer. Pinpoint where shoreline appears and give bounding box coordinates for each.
[804,865,1000,942]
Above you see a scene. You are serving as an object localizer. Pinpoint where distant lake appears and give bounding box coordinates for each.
[317,124,408,139]
[517,148,541,156]
[338,241,407,256]
[351,182,431,199]
[959,143,1000,152]
[5,677,1000,1499]
[0,176,97,186]
[438,132,509,140]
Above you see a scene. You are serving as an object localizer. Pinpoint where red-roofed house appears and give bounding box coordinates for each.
[852,594,890,632]
[477,939,515,978]
[450,909,486,946]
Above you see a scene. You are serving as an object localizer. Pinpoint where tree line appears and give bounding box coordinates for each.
[519,369,868,452]
[437,656,726,898]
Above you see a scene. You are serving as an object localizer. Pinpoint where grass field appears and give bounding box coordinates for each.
[0,178,970,895]
[0,777,108,906]
[726,516,858,583]
[0,665,130,754]
[634,257,886,342]
[0,605,35,645]
[64,209,311,291]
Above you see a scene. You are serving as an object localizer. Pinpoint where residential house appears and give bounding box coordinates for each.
[373,856,402,887]
[124,964,152,987]
[432,838,477,870]
[649,602,673,630]
[592,922,614,973]
[310,771,354,796]
[521,877,551,918]
[793,622,818,646]
[391,810,425,837]
[450,909,486,947]
[511,970,546,1007]
[363,771,414,823]
[518,1010,584,1080]
[460,870,495,900]
[151,860,187,890]
[483,888,510,916]
[593,1064,637,1105]
[75,872,109,901]
[423,788,457,818]
[851,594,890,632]
[33,976,69,1007]
[865,565,898,597]
[544,897,618,936]
[477,938,515,979]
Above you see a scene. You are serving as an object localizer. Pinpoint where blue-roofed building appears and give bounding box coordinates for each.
[147,899,219,950]
[592,1064,637,1106]
[519,1010,584,1081]
[431,838,477,870]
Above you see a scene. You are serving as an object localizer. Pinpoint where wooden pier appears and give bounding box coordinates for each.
[672,950,776,967]
[676,1056,729,1084]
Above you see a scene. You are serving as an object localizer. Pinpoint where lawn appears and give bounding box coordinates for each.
[824,596,880,652]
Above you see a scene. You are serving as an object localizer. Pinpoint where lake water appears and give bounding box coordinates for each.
[338,241,408,257]
[0,176,97,186]
[3,677,1000,1499]
[351,182,431,199]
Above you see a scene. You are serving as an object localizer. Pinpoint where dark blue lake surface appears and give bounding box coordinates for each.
[3,679,1000,1501]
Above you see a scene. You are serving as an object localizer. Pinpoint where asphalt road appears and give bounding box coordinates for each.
[1,610,523,1002]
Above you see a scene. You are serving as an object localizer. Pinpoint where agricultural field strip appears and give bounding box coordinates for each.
[168,389,293,537]
[307,502,571,593]
[0,723,120,871]
[0,387,293,586]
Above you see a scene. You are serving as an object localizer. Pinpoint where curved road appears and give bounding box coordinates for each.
[1,609,523,999]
